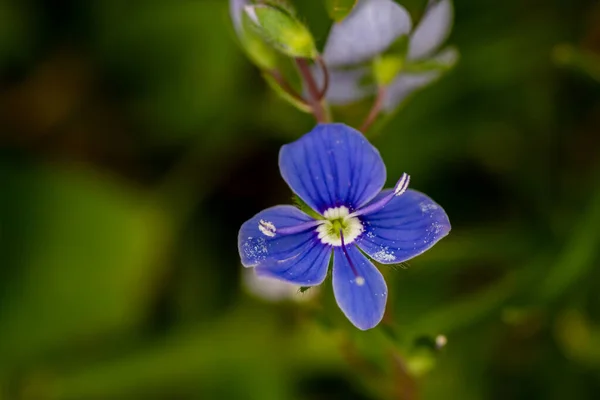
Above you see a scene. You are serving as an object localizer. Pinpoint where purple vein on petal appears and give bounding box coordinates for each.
[340,229,362,283]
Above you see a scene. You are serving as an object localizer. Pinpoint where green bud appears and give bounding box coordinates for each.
[261,0,297,16]
[238,23,280,70]
[372,34,410,85]
[244,4,317,59]
[373,55,404,86]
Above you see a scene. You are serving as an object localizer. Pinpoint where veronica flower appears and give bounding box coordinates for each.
[238,124,450,330]
[317,0,457,111]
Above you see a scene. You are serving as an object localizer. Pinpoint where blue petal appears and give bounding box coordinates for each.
[279,123,386,214]
[238,205,316,267]
[256,240,331,286]
[408,0,454,60]
[332,245,387,330]
[323,0,412,67]
[356,189,451,264]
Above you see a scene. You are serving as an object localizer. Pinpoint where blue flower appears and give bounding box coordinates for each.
[238,124,450,330]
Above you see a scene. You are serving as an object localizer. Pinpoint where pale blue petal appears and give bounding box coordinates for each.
[256,240,331,286]
[238,205,316,267]
[408,0,454,60]
[383,47,458,111]
[356,189,450,264]
[279,123,386,214]
[311,66,376,105]
[383,72,439,112]
[332,245,387,330]
[230,0,249,35]
[323,0,412,67]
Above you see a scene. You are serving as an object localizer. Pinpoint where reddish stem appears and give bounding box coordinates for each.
[360,85,386,134]
[316,55,330,100]
[295,58,328,123]
[268,69,310,108]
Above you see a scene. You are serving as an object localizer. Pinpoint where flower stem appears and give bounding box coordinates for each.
[295,58,330,123]
[316,55,330,100]
[268,69,311,108]
[360,85,386,134]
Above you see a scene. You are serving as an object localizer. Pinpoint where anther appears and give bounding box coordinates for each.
[259,219,324,238]
[393,172,410,196]
[258,219,276,237]
[350,172,411,218]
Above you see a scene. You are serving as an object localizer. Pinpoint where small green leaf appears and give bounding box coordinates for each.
[244,4,317,59]
[373,55,405,85]
[292,195,322,219]
[325,0,358,22]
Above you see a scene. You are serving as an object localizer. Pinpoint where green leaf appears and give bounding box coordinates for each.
[292,195,322,219]
[325,0,358,22]
[244,4,317,59]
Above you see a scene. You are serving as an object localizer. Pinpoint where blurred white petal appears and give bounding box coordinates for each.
[243,268,318,302]
[323,0,412,67]
[384,46,457,111]
[383,72,439,112]
[230,0,249,35]
[433,46,459,67]
[311,65,376,105]
[408,0,453,60]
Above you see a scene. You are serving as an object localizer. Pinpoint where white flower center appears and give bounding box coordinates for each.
[316,206,363,246]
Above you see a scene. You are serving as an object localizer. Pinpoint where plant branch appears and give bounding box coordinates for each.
[316,55,330,100]
[268,69,310,108]
[295,58,329,123]
[360,85,386,134]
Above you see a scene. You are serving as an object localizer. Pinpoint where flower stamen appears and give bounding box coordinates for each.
[258,219,276,237]
[316,206,363,246]
[350,173,410,217]
[258,219,324,237]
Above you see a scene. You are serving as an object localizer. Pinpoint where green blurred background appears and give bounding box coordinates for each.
[1,0,600,399]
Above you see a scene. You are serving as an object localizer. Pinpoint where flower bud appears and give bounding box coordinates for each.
[243,4,317,59]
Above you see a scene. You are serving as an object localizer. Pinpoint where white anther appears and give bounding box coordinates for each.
[258,219,276,237]
[394,173,410,196]
[323,206,350,219]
